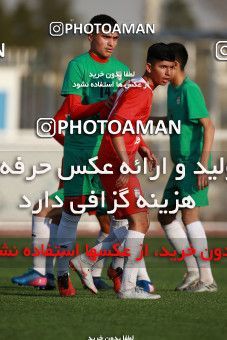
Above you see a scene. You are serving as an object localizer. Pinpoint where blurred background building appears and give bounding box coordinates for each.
[0,0,227,234]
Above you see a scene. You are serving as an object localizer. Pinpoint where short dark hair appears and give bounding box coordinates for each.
[90,14,117,33]
[147,43,175,64]
[168,43,188,70]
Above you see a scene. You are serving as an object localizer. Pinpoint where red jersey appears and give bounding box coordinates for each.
[97,77,153,170]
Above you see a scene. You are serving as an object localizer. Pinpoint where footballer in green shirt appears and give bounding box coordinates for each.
[11,15,130,294]
[156,43,217,293]
[62,49,129,197]
[12,15,154,297]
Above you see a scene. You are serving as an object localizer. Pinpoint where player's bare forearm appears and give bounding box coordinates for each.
[138,136,157,171]
[138,136,147,155]
[111,135,129,165]
[149,116,168,126]
[199,117,215,167]
[111,135,130,188]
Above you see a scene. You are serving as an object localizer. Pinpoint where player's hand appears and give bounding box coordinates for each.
[197,173,209,190]
[105,93,117,109]
[116,173,130,188]
[148,153,158,172]
[139,145,158,172]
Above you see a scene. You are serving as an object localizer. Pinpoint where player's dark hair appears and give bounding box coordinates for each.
[147,43,175,64]
[90,14,117,33]
[168,43,188,70]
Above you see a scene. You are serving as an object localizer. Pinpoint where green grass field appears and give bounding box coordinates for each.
[1,237,227,340]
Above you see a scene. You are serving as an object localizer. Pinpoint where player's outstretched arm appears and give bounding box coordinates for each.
[68,94,108,120]
[50,93,114,145]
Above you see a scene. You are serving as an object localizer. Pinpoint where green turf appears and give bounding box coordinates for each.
[0,238,227,340]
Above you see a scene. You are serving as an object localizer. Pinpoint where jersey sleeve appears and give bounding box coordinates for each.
[185,84,209,123]
[61,61,84,97]
[51,99,69,146]
[68,95,105,120]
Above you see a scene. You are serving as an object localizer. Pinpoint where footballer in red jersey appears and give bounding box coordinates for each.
[98,44,175,299]
[97,77,153,218]
[70,43,175,299]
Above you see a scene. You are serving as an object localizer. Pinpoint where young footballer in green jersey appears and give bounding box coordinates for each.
[11,14,127,292]
[156,43,217,292]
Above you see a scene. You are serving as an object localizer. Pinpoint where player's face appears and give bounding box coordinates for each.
[89,32,119,58]
[148,60,175,86]
[170,61,179,82]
